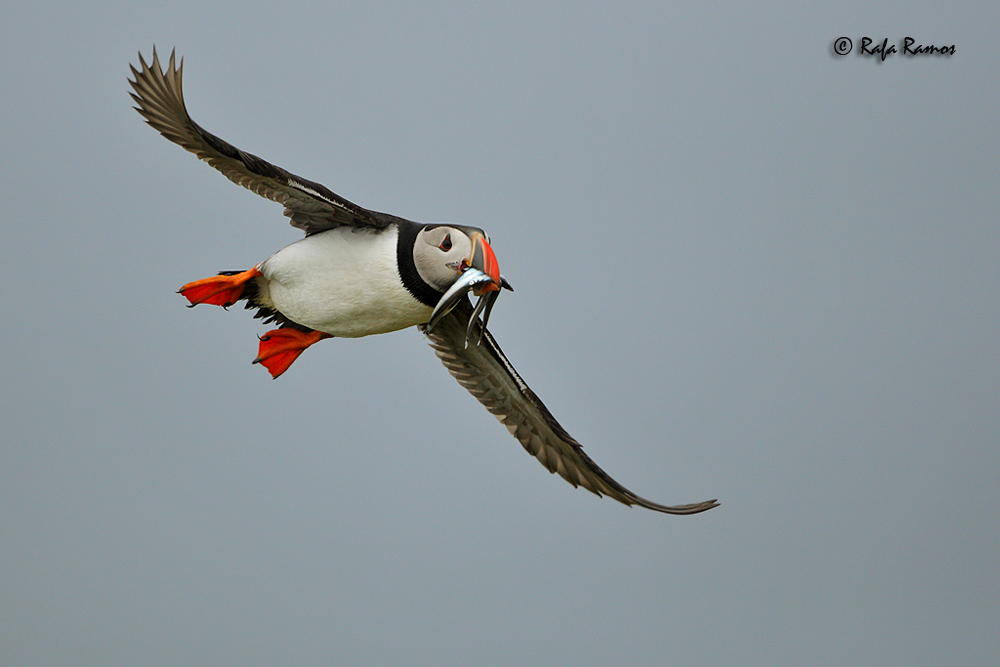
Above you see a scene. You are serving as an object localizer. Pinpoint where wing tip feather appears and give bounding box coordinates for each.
[423,302,719,517]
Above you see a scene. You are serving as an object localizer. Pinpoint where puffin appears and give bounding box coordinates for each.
[129,49,718,516]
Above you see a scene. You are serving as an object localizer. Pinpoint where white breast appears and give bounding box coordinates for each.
[257,226,432,337]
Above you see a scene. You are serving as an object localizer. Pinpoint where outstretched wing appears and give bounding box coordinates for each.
[421,300,719,515]
[128,48,391,235]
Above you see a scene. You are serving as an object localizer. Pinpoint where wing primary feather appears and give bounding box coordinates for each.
[420,299,719,515]
[128,47,392,235]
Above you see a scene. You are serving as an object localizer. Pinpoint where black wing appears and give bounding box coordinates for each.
[421,300,719,515]
[128,48,391,234]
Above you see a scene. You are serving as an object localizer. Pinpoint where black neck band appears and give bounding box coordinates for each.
[396,222,444,307]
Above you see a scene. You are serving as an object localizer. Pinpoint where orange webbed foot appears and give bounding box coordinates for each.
[253,328,332,378]
[179,267,262,308]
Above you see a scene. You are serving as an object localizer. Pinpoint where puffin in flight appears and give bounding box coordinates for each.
[129,49,718,515]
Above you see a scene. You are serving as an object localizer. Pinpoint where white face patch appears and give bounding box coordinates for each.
[413,226,474,292]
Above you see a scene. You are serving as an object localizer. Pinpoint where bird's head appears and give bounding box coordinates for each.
[413,225,511,340]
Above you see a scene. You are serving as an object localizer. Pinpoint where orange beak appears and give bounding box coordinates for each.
[468,234,501,295]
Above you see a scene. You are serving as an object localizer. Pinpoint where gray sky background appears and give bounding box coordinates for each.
[2,2,997,665]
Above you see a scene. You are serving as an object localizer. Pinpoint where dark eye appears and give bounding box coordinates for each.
[439,234,452,251]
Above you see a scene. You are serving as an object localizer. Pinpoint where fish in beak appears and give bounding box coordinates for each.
[427,233,511,341]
